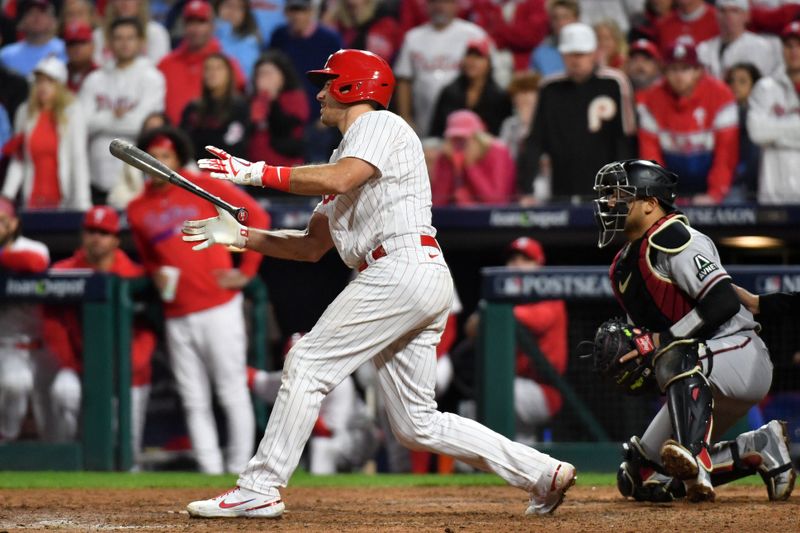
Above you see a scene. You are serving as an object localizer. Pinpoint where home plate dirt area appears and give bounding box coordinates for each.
[0,485,796,532]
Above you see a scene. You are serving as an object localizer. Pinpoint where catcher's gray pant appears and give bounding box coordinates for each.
[639,330,772,463]
[238,247,561,496]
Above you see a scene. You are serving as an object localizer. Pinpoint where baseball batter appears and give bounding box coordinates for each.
[182,49,576,518]
[591,159,795,503]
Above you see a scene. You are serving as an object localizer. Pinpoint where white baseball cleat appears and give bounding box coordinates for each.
[660,440,699,480]
[685,467,715,503]
[753,420,796,501]
[525,462,577,515]
[186,486,285,518]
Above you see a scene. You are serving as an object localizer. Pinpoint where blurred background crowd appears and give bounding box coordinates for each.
[1,0,800,474]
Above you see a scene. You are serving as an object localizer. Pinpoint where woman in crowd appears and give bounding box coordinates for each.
[499,71,540,162]
[594,19,627,69]
[214,0,260,82]
[726,62,762,202]
[93,0,170,65]
[180,53,249,160]
[324,0,401,63]
[2,57,90,210]
[429,38,512,138]
[431,109,516,206]
[246,51,308,170]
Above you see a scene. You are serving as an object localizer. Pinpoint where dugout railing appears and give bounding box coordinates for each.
[479,265,800,472]
[0,273,270,471]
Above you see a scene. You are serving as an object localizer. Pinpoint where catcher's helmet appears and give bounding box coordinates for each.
[592,159,678,248]
[307,49,396,109]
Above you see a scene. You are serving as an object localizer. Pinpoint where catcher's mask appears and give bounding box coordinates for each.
[592,160,678,248]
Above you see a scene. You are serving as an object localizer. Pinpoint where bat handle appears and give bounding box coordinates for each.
[234,208,249,224]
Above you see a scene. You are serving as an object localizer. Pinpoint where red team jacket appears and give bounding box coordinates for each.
[636,74,738,201]
[42,248,157,385]
[655,6,719,49]
[513,300,568,417]
[126,170,269,318]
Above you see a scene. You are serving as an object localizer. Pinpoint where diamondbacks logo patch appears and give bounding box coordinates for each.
[694,254,719,281]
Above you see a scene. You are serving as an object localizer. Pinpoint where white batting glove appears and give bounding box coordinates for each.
[182,206,249,251]
[197,145,266,187]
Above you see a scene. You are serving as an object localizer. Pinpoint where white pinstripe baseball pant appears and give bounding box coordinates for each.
[238,243,560,495]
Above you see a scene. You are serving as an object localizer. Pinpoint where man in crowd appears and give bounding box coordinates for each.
[697,0,780,80]
[42,206,156,462]
[637,40,738,204]
[63,20,96,93]
[528,0,580,77]
[625,39,662,95]
[80,17,165,204]
[747,21,800,204]
[394,0,487,136]
[0,0,65,77]
[0,196,49,441]
[655,0,719,50]
[517,22,636,202]
[127,126,268,474]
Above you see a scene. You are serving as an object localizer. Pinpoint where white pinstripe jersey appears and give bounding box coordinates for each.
[314,110,436,269]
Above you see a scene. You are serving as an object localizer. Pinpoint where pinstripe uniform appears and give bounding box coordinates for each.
[238,110,563,496]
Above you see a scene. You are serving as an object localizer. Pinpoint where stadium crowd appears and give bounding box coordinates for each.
[1,0,800,472]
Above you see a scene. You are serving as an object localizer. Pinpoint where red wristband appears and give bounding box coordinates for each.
[261,165,291,192]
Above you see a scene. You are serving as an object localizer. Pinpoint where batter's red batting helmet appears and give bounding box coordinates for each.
[307,49,396,109]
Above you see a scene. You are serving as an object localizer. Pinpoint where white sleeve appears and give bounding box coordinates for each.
[337,113,400,175]
[393,34,414,80]
[66,104,92,210]
[79,72,115,134]
[748,78,800,148]
[146,22,171,64]
[667,234,730,301]
[114,69,166,137]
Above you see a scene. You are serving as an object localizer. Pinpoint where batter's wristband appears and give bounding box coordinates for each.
[261,165,291,192]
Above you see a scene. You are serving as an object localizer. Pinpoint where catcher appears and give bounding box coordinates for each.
[587,159,795,503]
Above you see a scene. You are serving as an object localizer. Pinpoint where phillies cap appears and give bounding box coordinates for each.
[509,237,545,264]
[781,21,800,42]
[183,0,212,21]
[716,0,748,10]
[629,39,661,62]
[33,55,67,85]
[444,109,486,139]
[83,206,120,234]
[558,22,597,54]
[664,40,700,67]
[466,38,491,57]
[63,21,93,44]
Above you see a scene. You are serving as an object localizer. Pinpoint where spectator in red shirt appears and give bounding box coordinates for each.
[468,0,549,72]
[42,206,157,460]
[594,19,627,70]
[63,21,97,93]
[636,40,739,203]
[127,126,269,474]
[655,0,719,50]
[629,0,675,43]
[158,0,245,125]
[431,109,516,205]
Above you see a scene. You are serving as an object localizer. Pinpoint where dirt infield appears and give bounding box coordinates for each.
[0,485,797,532]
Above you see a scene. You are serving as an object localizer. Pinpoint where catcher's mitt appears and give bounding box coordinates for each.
[580,318,657,395]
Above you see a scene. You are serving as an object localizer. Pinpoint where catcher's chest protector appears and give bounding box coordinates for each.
[610,214,695,330]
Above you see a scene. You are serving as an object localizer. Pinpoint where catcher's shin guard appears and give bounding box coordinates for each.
[618,436,685,502]
[654,340,714,478]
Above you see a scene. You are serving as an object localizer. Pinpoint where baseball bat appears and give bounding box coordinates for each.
[109,138,249,224]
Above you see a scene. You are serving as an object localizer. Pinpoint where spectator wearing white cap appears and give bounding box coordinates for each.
[697,0,782,80]
[518,22,636,202]
[2,56,91,210]
[748,22,800,204]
